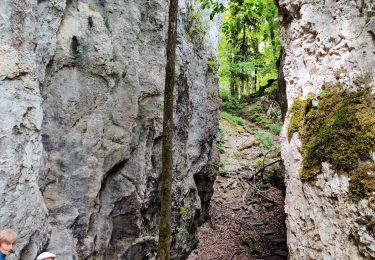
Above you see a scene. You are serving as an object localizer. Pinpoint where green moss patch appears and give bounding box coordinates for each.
[349,162,375,200]
[287,98,309,141]
[288,88,375,198]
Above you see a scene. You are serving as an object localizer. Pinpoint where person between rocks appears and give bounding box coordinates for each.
[36,252,56,260]
[0,229,18,260]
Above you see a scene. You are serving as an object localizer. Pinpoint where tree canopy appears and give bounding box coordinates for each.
[201,0,281,99]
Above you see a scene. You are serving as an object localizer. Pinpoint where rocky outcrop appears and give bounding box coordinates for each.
[278,0,375,259]
[0,0,220,259]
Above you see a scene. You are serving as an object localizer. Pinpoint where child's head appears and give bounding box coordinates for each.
[0,229,18,255]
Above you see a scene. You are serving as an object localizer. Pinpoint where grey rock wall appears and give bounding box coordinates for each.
[278,0,375,259]
[0,0,220,259]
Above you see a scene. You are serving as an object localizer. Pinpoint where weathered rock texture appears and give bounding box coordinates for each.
[278,0,375,259]
[0,0,220,259]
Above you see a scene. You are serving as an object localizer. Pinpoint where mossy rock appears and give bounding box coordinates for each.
[349,162,375,200]
[288,87,375,198]
[287,98,309,141]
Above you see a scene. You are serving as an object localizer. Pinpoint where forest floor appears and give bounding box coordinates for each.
[188,100,288,260]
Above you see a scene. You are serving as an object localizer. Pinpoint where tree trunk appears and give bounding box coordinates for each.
[156,0,178,259]
[246,77,250,96]
[252,68,257,94]
[230,79,236,96]
[230,51,236,97]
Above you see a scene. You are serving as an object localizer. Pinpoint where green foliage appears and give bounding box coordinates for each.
[248,102,263,114]
[217,125,227,154]
[188,8,206,42]
[255,130,274,150]
[207,59,219,72]
[270,122,282,135]
[191,9,203,20]
[264,81,279,96]
[177,225,192,239]
[214,0,281,99]
[248,102,282,134]
[103,15,110,30]
[248,103,272,127]
[220,160,228,176]
[199,0,226,20]
[221,111,245,126]
[288,88,375,196]
[223,186,229,193]
[221,98,247,113]
[255,158,264,169]
[179,207,189,220]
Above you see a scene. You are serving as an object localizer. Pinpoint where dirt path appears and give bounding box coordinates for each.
[188,118,288,260]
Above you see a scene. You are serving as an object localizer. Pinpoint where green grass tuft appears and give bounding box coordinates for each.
[255,130,275,150]
[221,111,245,126]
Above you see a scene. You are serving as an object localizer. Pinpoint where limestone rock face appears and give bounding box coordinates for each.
[278,0,375,259]
[0,0,220,259]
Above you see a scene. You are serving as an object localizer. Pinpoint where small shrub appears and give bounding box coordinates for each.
[270,122,282,135]
[217,125,226,153]
[220,160,228,176]
[255,130,275,150]
[250,113,272,128]
[248,102,280,130]
[221,98,247,114]
[188,10,206,40]
[248,103,263,114]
